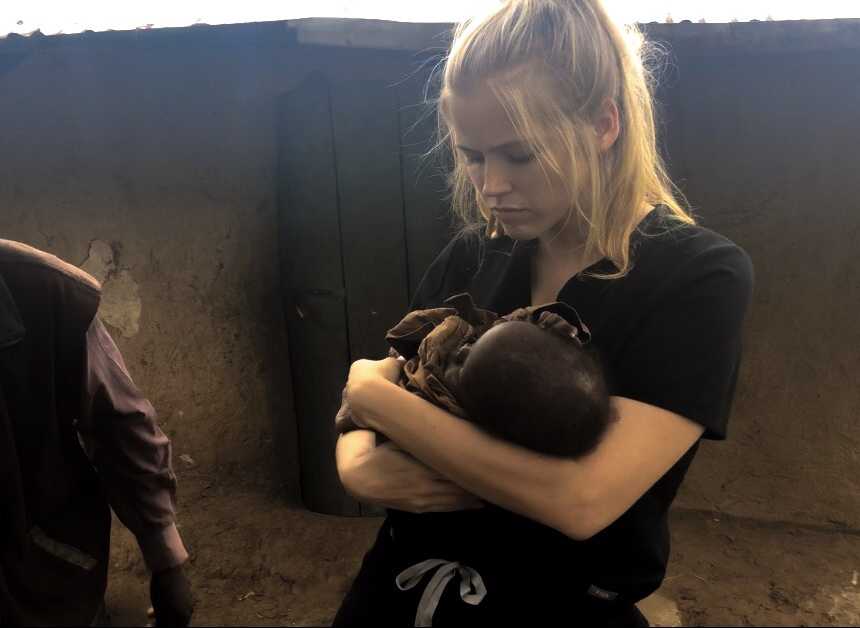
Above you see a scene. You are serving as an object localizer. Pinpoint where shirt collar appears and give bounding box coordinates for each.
[477,236,533,314]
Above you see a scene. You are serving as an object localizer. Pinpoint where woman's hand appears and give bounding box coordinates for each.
[336,432,484,513]
[337,356,482,512]
[349,356,403,387]
[342,357,403,430]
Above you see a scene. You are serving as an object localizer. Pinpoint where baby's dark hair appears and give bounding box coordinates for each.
[457,320,611,458]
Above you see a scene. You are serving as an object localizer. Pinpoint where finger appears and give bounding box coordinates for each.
[427,476,465,486]
[434,495,486,510]
[416,498,485,513]
[412,486,485,508]
[379,497,483,513]
[421,486,469,502]
[426,479,480,496]
[461,499,486,510]
[147,607,155,618]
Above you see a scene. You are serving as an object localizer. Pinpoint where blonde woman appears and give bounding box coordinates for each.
[334,0,753,625]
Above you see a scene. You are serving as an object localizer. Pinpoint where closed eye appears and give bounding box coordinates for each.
[458,148,484,164]
[507,153,535,165]
[459,151,534,166]
[456,145,535,166]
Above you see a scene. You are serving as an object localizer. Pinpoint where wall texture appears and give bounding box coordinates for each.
[658,38,860,528]
[0,18,858,526]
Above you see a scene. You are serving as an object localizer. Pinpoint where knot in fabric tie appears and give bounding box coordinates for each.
[395,558,487,626]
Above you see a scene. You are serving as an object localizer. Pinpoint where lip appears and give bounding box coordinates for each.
[493,207,531,223]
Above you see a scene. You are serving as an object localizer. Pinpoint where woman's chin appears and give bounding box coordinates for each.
[500,222,540,241]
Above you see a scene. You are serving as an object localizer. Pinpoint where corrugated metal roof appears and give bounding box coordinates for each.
[3,1,859,40]
[3,4,486,39]
[1,17,859,57]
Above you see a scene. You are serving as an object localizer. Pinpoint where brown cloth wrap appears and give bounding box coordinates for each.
[335,293,590,434]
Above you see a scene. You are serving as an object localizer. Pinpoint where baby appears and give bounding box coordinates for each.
[337,293,611,459]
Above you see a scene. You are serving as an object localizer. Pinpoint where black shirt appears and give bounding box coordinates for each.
[385,207,754,613]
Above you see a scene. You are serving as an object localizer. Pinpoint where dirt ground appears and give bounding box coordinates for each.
[105,471,860,627]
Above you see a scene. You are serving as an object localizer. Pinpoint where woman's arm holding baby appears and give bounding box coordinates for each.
[335,357,483,513]
[337,431,484,512]
[343,359,703,539]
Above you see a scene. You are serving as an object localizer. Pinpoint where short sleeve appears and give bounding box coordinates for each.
[612,244,754,439]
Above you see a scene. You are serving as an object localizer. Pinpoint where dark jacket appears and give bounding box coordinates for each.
[0,240,185,626]
[0,239,109,625]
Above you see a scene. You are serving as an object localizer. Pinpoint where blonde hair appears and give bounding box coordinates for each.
[434,0,693,278]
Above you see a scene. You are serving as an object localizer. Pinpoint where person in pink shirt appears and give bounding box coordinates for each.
[0,239,192,627]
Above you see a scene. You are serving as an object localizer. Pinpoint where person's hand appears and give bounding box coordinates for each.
[334,385,361,434]
[348,356,403,390]
[148,564,193,627]
[340,440,484,513]
[342,357,404,429]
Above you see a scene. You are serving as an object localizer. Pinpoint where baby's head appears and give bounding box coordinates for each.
[456,320,611,458]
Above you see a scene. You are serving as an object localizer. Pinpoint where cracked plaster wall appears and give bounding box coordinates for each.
[81,239,142,338]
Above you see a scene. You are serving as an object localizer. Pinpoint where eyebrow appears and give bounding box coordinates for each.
[454,140,530,153]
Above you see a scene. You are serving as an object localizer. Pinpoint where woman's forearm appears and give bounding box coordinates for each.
[352,376,705,539]
[335,430,377,498]
[354,377,596,537]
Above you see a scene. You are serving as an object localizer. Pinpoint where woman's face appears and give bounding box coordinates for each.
[446,82,575,243]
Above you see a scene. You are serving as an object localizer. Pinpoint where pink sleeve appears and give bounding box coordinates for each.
[77,318,189,573]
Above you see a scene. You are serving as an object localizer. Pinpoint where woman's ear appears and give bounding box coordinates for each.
[593,98,620,153]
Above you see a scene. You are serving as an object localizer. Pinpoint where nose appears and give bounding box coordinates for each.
[479,160,513,200]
